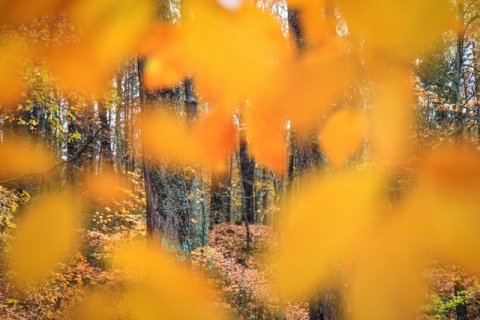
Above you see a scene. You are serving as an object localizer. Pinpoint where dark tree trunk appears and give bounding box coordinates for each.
[184,77,208,249]
[184,78,197,120]
[210,169,231,226]
[288,8,305,51]
[238,127,255,252]
[454,281,468,320]
[309,286,344,320]
[144,163,191,250]
[99,101,113,167]
[82,105,97,174]
[261,168,270,225]
[139,59,192,252]
[239,135,255,224]
[67,102,80,184]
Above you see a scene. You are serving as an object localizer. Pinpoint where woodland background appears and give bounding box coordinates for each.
[1,0,480,319]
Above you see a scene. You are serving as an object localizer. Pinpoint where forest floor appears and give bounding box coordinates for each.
[1,219,479,319]
[192,223,309,320]
[193,223,480,320]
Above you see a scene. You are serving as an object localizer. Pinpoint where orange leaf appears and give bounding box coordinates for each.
[337,0,455,62]
[191,109,237,171]
[284,42,351,131]
[275,172,380,298]
[0,139,51,180]
[181,0,291,108]
[0,40,25,106]
[113,244,224,320]
[45,0,154,94]
[10,192,80,285]
[319,108,368,167]
[140,112,192,163]
[82,170,128,203]
[350,222,425,320]
[245,103,287,175]
[139,24,189,90]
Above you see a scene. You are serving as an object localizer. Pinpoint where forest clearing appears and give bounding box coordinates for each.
[1,0,480,319]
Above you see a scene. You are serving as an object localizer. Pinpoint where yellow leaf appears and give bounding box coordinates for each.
[245,103,287,175]
[181,0,291,108]
[284,42,351,131]
[82,169,128,203]
[140,109,236,170]
[337,0,455,62]
[0,139,51,180]
[370,71,413,166]
[350,221,425,320]
[0,0,71,24]
[190,108,237,171]
[46,0,154,94]
[319,108,368,167]
[274,171,380,298]
[405,148,480,272]
[141,111,192,163]
[67,292,112,320]
[0,40,25,106]
[139,24,189,90]
[10,192,80,285]
[113,244,224,320]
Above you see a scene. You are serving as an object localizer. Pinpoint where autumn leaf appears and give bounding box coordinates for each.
[245,103,287,175]
[274,171,381,298]
[283,42,351,131]
[180,0,291,108]
[337,0,455,62]
[0,39,26,106]
[190,108,237,171]
[139,24,189,90]
[406,147,480,272]
[370,71,413,166]
[10,192,80,285]
[113,244,224,320]
[0,0,72,24]
[141,111,192,163]
[67,292,112,320]
[319,108,368,167]
[140,109,236,170]
[0,139,51,180]
[45,0,154,93]
[350,220,425,320]
[82,169,128,203]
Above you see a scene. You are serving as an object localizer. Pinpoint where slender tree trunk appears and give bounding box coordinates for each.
[239,135,255,225]
[261,168,270,225]
[99,101,113,167]
[454,281,468,320]
[239,125,255,251]
[184,77,208,248]
[210,169,231,226]
[67,101,80,184]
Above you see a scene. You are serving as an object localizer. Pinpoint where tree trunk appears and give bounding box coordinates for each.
[454,281,468,320]
[239,126,255,251]
[184,77,208,249]
[67,101,80,184]
[99,100,113,167]
[239,135,255,224]
[210,169,231,226]
[139,59,192,252]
